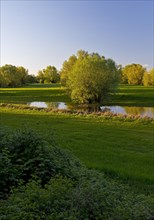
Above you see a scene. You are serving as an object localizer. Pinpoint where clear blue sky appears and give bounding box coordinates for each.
[1,0,153,75]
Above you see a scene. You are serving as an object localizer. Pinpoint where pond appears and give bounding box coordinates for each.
[28,101,154,118]
[28,101,67,109]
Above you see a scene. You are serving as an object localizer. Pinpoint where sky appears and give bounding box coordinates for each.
[1,0,153,75]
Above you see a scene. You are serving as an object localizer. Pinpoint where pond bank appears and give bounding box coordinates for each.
[1,103,153,123]
[26,101,154,118]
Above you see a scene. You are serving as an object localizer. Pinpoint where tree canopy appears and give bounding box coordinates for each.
[0,64,29,87]
[143,68,154,86]
[61,50,120,105]
[121,64,145,85]
[60,55,77,86]
[37,66,60,83]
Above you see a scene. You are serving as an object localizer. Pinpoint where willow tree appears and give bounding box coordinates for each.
[65,51,120,105]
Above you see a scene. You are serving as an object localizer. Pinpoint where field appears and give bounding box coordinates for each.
[0,83,154,106]
[109,85,154,107]
[0,84,154,194]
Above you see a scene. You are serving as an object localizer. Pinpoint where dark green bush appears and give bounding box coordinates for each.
[0,174,153,220]
[0,128,153,219]
[0,128,83,199]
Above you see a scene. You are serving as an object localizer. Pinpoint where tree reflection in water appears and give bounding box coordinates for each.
[124,107,145,115]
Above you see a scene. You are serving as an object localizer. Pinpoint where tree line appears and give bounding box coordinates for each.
[1,51,153,90]
[0,65,37,87]
[121,64,154,86]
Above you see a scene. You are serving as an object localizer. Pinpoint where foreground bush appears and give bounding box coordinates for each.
[0,128,153,219]
[0,128,83,198]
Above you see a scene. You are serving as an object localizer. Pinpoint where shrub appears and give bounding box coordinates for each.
[0,128,153,219]
[0,128,83,199]
[0,173,153,219]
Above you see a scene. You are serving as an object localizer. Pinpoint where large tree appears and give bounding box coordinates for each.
[122,64,145,85]
[65,51,120,105]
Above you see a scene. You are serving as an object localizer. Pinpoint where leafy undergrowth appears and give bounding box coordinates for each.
[0,128,153,219]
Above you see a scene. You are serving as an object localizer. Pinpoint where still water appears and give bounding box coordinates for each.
[28,101,154,118]
[28,101,67,109]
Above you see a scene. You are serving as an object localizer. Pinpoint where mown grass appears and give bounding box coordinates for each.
[108,84,154,107]
[0,83,71,103]
[1,107,154,194]
[0,83,154,106]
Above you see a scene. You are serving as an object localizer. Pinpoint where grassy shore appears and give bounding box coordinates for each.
[0,83,154,106]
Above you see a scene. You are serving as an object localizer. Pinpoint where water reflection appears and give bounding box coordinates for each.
[124,107,145,115]
[28,101,154,118]
[101,106,154,118]
[28,101,67,109]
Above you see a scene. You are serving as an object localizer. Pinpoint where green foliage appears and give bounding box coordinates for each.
[60,54,77,86]
[143,68,154,86]
[0,64,32,87]
[0,168,153,219]
[63,51,120,105]
[0,65,37,87]
[0,128,83,199]
[0,128,154,219]
[122,64,145,85]
[37,66,60,84]
[37,70,45,83]
[26,74,38,83]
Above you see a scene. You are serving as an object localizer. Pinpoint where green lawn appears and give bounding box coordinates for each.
[0,83,71,103]
[1,107,154,193]
[0,83,154,106]
[108,85,154,107]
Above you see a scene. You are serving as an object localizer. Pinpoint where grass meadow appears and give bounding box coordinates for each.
[0,83,154,106]
[0,84,154,194]
[109,85,154,107]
